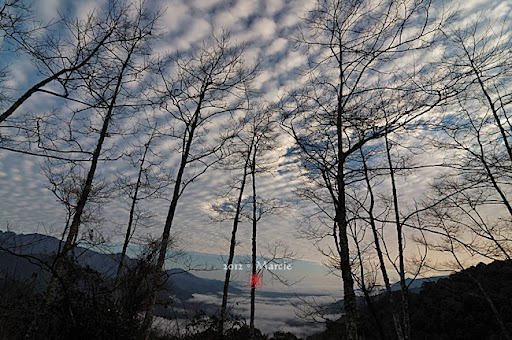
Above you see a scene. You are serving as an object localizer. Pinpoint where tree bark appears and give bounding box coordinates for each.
[337,103,358,340]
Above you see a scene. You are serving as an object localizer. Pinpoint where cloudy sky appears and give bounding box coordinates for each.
[0,0,506,295]
[0,0,314,251]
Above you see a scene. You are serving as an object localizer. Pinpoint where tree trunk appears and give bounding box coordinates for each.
[337,159,358,339]
[384,133,410,340]
[114,139,151,292]
[219,143,252,336]
[250,147,257,335]
[24,20,142,339]
[142,99,202,340]
[354,232,385,340]
[361,148,404,340]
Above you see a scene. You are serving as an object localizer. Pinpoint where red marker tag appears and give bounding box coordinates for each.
[249,273,263,288]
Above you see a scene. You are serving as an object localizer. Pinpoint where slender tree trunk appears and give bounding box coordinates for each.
[27,47,130,339]
[141,33,251,338]
[465,46,512,163]
[354,233,385,340]
[114,140,151,292]
[219,143,252,336]
[250,147,257,335]
[47,44,132,297]
[384,133,410,340]
[337,117,358,339]
[337,201,358,340]
[361,148,404,340]
[142,98,202,340]
[334,42,358,336]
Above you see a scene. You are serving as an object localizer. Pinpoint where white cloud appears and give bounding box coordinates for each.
[278,10,303,29]
[178,17,212,49]
[161,0,190,34]
[0,151,65,233]
[264,0,284,16]
[250,17,277,40]
[213,10,241,31]
[36,0,63,23]
[266,37,288,55]
[74,0,107,21]
[189,0,224,12]
[231,0,259,19]
[276,49,306,74]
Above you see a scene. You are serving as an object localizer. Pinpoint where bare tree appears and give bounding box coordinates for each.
[357,143,407,339]
[0,0,133,125]
[113,117,173,291]
[350,218,386,340]
[0,0,36,47]
[208,102,284,337]
[49,0,158,269]
[141,31,258,339]
[212,113,254,336]
[0,0,40,107]
[42,159,110,258]
[282,0,447,338]
[383,131,410,339]
[244,104,280,334]
[425,15,512,260]
[415,12,512,320]
[417,207,512,340]
[16,5,163,336]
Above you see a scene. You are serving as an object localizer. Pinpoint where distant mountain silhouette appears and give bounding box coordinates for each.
[0,231,240,302]
[390,275,446,293]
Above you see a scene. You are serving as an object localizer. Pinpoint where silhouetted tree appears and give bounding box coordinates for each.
[426,15,512,260]
[282,1,447,338]
[0,0,135,125]
[10,3,163,337]
[141,31,258,339]
[113,117,173,292]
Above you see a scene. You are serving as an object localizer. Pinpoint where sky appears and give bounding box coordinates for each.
[0,0,316,256]
[0,0,508,296]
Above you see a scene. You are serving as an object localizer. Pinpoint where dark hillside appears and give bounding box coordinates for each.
[309,260,512,340]
[409,260,512,340]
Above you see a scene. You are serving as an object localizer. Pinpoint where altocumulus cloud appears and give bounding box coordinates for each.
[0,0,501,268]
[0,0,319,261]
